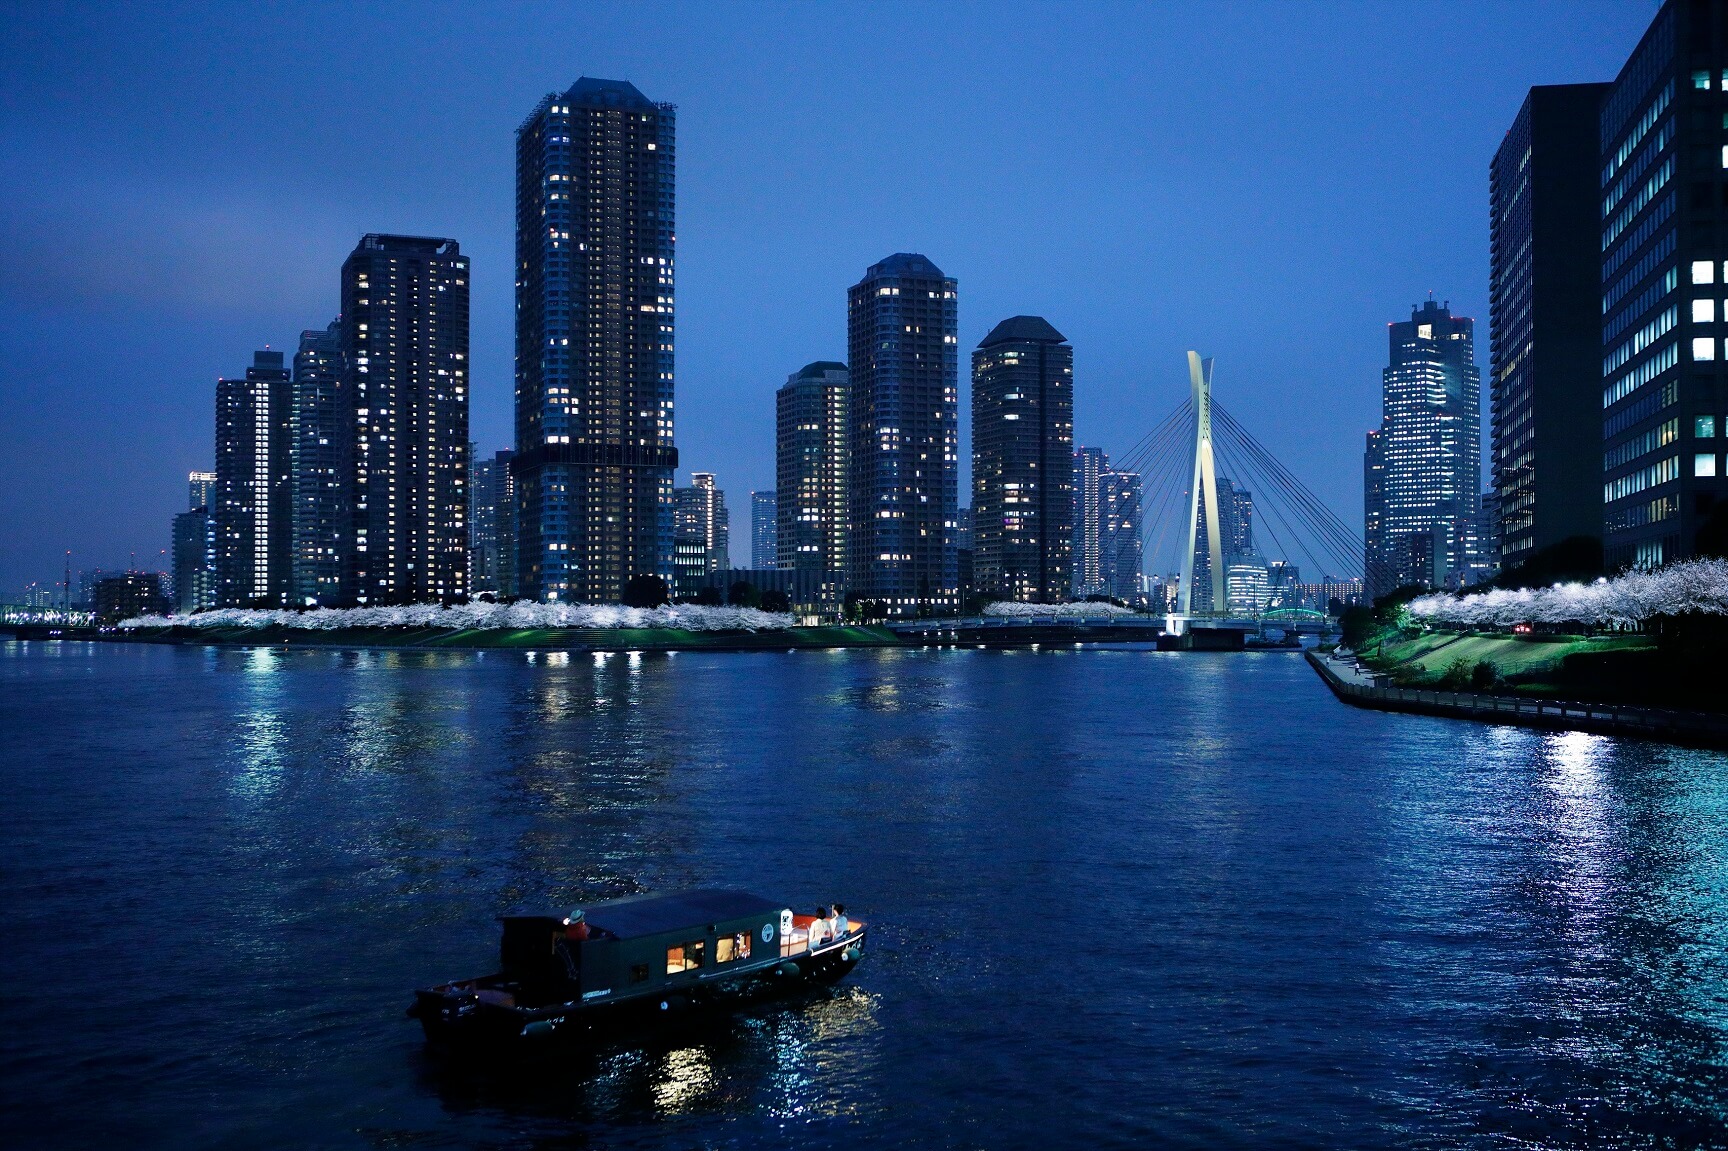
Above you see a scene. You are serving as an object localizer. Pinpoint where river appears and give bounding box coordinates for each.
[2,640,1726,1148]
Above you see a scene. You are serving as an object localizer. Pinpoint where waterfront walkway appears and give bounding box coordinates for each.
[1307,649,1728,749]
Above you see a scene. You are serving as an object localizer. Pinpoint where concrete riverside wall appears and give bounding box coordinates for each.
[1306,650,1728,750]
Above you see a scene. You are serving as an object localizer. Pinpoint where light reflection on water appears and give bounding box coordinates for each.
[2,641,1727,1149]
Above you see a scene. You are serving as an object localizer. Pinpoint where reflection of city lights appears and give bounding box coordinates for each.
[767,987,884,1120]
[1542,729,1613,929]
[652,1045,718,1113]
[546,651,568,667]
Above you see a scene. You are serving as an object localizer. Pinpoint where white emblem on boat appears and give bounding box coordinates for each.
[582,988,610,1000]
[761,923,774,943]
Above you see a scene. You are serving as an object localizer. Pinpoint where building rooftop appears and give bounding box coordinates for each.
[979,315,1067,348]
[565,76,656,109]
[795,360,847,380]
[865,252,946,280]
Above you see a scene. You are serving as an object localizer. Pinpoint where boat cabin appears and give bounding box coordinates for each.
[499,889,789,1007]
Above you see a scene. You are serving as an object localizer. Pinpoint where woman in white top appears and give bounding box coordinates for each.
[830,903,848,938]
[807,908,830,949]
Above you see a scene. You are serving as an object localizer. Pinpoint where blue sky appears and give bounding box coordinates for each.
[0,0,1656,588]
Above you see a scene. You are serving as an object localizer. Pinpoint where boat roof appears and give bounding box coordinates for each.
[580,889,784,940]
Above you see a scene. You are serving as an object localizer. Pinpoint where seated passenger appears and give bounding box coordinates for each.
[564,908,590,941]
[831,903,848,937]
[807,908,830,948]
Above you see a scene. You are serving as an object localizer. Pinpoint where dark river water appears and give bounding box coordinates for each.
[3,640,1728,1149]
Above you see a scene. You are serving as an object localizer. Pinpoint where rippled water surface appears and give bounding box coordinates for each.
[3,640,1728,1149]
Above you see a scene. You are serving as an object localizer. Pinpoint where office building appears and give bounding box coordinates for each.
[213,350,293,607]
[1490,83,1612,569]
[972,316,1073,603]
[775,361,849,602]
[1226,559,1271,615]
[340,233,470,605]
[847,253,959,616]
[674,472,729,574]
[1363,300,1483,597]
[470,449,515,596]
[751,491,777,570]
[292,319,344,605]
[515,77,678,602]
[1600,2,1728,568]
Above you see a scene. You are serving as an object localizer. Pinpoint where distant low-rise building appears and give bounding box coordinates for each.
[93,572,170,624]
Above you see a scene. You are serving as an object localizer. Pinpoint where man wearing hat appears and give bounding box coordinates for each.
[564,908,591,942]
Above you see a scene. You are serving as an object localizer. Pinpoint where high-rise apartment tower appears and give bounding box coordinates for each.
[515,77,677,602]
[846,254,959,615]
[292,318,344,605]
[775,361,849,594]
[213,350,292,607]
[751,491,778,570]
[971,316,1073,602]
[339,234,470,605]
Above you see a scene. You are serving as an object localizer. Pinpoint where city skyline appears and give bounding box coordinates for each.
[0,3,1658,595]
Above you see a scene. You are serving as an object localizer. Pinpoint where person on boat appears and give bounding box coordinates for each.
[808,908,830,949]
[830,904,848,937]
[564,909,590,941]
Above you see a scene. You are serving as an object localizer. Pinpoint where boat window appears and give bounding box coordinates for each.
[630,963,649,984]
[716,932,752,963]
[666,940,705,974]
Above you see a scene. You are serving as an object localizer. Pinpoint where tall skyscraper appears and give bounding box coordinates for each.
[469,449,515,596]
[1071,446,1106,596]
[1600,2,1724,569]
[1490,83,1612,571]
[172,470,216,612]
[971,316,1074,603]
[292,319,344,605]
[339,234,470,606]
[515,78,677,603]
[1363,300,1482,598]
[775,361,849,597]
[1101,467,1143,604]
[846,253,959,616]
[213,350,292,607]
[674,473,729,573]
[751,491,778,570]
[1073,448,1142,603]
[1189,474,1252,613]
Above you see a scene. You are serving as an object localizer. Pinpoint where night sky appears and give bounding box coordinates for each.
[0,1,1656,591]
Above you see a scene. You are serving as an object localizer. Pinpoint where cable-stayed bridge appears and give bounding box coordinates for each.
[895,350,1374,645]
[1115,350,1381,636]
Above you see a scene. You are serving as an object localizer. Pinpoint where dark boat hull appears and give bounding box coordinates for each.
[409,930,866,1050]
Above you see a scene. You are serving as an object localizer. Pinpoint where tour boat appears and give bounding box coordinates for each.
[407,889,865,1048]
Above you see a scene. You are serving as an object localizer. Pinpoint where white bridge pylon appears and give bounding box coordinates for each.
[1177,351,1226,618]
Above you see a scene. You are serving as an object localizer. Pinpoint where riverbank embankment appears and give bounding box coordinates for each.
[106,623,906,653]
[1307,649,1728,748]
